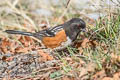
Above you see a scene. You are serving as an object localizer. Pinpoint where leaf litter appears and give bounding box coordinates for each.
[0,33,120,80]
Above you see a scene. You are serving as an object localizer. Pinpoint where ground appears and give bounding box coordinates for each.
[0,0,120,80]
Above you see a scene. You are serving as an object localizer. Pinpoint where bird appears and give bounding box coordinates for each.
[5,18,86,50]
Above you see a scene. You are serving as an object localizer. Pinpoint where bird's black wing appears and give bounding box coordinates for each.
[34,25,64,37]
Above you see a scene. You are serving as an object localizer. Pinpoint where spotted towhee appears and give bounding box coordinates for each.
[5,18,86,50]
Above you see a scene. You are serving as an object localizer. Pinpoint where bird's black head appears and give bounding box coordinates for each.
[63,18,86,41]
[69,18,86,32]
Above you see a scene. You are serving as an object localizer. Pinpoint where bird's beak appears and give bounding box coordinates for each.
[81,28,86,32]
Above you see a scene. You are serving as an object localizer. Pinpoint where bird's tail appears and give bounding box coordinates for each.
[5,30,33,36]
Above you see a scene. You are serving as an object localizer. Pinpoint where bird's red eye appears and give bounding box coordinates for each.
[77,24,81,27]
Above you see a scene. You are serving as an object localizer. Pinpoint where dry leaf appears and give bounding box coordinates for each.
[78,47,83,54]
[0,47,8,53]
[0,38,11,53]
[111,53,120,63]
[74,41,82,48]
[18,36,34,47]
[102,77,113,80]
[89,40,98,48]
[62,76,75,80]
[38,50,54,61]
[9,41,19,53]
[92,40,98,46]
[101,72,120,80]
[15,47,29,53]
[113,72,120,80]
[92,70,106,80]
[81,38,89,48]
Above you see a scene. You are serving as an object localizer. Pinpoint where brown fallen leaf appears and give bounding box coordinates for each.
[78,47,83,54]
[102,77,113,80]
[1,38,11,46]
[89,40,98,48]
[38,50,54,61]
[113,72,120,80]
[92,40,99,46]
[15,47,30,53]
[9,41,19,53]
[0,38,11,53]
[0,46,8,53]
[92,69,106,80]
[62,76,75,80]
[18,36,34,47]
[81,38,89,48]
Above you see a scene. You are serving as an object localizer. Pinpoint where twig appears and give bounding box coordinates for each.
[57,0,71,24]
[13,0,19,7]
[33,66,60,73]
[66,0,71,8]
